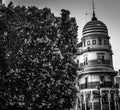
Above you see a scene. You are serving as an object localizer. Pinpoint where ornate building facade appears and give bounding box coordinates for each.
[76,7,119,110]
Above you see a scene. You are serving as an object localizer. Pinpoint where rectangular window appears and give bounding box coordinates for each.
[83,40,86,47]
[107,40,109,45]
[93,91,99,99]
[100,76,105,84]
[84,57,88,65]
[102,91,109,104]
[104,40,107,45]
[85,77,88,88]
[86,92,91,102]
[101,55,105,63]
[98,39,102,45]
[77,60,79,66]
[86,57,88,65]
[97,53,105,64]
[98,55,101,63]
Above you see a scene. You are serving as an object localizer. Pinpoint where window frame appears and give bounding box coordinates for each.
[97,53,105,64]
[98,39,102,45]
[87,41,90,45]
[85,77,88,88]
[92,40,96,45]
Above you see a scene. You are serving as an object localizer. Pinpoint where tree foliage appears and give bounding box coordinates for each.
[0,2,78,110]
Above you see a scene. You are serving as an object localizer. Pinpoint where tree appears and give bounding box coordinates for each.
[0,19,9,110]
[0,3,78,110]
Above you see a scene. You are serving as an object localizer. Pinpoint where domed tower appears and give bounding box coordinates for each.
[76,1,118,110]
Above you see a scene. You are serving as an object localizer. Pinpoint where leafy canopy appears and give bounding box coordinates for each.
[0,2,78,110]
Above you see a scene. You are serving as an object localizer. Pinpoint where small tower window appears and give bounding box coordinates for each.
[83,40,86,47]
[97,53,105,64]
[98,39,102,45]
[100,76,105,84]
[85,57,88,65]
[85,77,88,88]
[92,40,96,45]
[87,41,90,45]
[104,40,107,45]
[84,57,88,65]
[77,60,79,66]
[107,40,109,45]
[100,56,104,63]
[98,54,101,63]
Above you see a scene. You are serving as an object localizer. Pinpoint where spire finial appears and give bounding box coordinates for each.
[92,0,97,20]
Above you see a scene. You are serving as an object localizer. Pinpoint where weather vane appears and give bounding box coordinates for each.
[92,0,97,20]
[92,0,95,13]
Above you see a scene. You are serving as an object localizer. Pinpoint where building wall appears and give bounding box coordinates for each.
[76,51,113,69]
[79,74,111,84]
[76,12,118,110]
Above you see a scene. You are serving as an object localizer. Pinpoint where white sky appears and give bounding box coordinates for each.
[3,0,120,71]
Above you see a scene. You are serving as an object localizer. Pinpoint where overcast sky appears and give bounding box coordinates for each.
[3,0,120,70]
